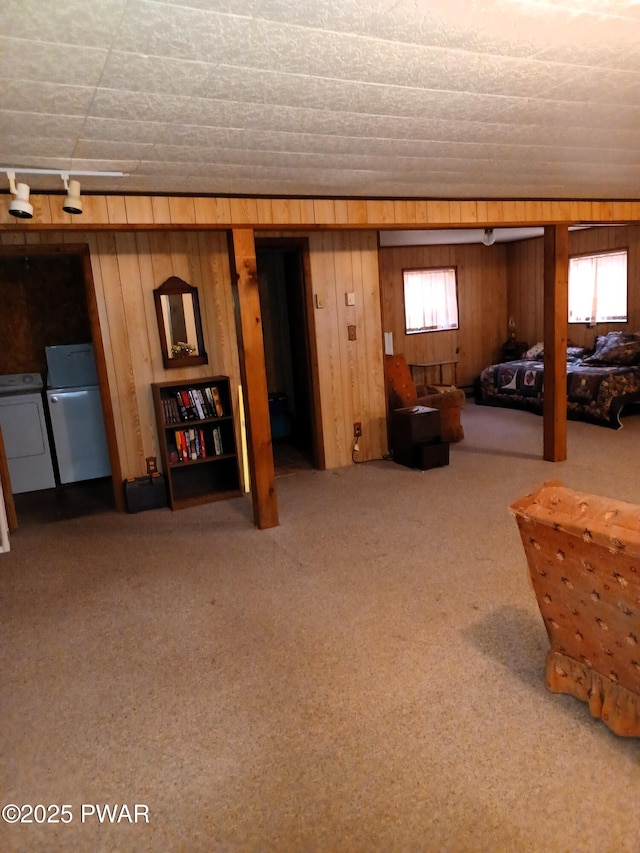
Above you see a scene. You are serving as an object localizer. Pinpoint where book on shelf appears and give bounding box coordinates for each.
[175,429,186,461]
[210,386,224,416]
[164,386,228,424]
[195,388,212,419]
[183,390,199,419]
[174,391,190,421]
[172,427,214,462]
[188,427,198,460]
[212,425,222,455]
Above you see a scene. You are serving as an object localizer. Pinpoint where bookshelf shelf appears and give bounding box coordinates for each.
[151,376,242,510]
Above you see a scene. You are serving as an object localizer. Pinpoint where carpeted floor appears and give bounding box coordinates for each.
[1,404,639,853]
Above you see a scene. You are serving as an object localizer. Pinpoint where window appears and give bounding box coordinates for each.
[568,250,627,324]
[403,267,459,334]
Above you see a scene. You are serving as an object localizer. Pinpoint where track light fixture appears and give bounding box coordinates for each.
[61,172,82,214]
[7,172,33,219]
[3,167,127,220]
[482,227,496,246]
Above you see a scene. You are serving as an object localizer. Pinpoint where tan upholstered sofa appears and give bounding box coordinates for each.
[511,481,640,737]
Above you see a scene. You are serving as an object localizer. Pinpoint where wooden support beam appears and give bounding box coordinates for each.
[228,229,279,529]
[543,225,569,462]
[0,425,17,533]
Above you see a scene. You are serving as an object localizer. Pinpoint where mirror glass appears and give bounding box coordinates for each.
[153,277,208,369]
[160,293,200,358]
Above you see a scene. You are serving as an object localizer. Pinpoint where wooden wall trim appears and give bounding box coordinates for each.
[2,196,640,231]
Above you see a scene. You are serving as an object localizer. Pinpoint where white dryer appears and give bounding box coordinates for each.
[0,373,56,494]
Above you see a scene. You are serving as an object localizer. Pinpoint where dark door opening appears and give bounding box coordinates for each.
[0,247,116,525]
[256,241,317,472]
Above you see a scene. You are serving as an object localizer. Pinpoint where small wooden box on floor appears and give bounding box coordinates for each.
[390,406,449,471]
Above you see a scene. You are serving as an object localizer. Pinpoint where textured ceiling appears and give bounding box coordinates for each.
[1,0,640,200]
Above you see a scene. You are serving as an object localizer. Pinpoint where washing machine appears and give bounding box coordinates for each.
[0,373,56,494]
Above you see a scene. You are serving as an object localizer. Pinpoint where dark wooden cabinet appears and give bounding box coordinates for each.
[501,340,529,361]
[152,376,241,510]
[390,405,449,470]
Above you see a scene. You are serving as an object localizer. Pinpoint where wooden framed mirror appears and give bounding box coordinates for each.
[153,276,208,370]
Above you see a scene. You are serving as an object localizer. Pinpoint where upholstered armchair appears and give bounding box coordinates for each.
[511,481,640,737]
[384,354,465,442]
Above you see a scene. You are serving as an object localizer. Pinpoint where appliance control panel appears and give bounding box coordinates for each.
[0,373,44,394]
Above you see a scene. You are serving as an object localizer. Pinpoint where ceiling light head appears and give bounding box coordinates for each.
[482,228,495,247]
[62,174,82,214]
[7,172,34,219]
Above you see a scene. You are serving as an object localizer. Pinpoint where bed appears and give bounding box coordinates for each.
[477,332,640,429]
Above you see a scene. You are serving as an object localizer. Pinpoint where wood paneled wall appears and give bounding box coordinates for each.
[2,195,640,230]
[309,231,387,467]
[507,225,640,349]
[0,226,387,481]
[378,243,508,387]
[2,193,640,491]
[0,229,242,483]
[263,230,387,467]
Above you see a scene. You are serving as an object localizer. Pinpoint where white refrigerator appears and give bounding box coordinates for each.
[45,344,111,484]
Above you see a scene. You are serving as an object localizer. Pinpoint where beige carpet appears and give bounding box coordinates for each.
[2,404,640,853]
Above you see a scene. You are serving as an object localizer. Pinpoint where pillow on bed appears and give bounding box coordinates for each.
[567,345,591,361]
[582,332,640,365]
[523,341,544,360]
[522,342,589,362]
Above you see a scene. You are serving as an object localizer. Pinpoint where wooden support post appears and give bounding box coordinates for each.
[0,425,17,533]
[228,229,279,529]
[543,225,569,462]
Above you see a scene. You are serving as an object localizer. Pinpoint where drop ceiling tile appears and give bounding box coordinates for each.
[498,95,640,132]
[0,111,85,139]
[114,3,535,86]
[0,37,107,86]
[530,39,640,69]
[103,44,582,105]
[72,140,154,161]
[100,52,216,98]
[82,117,189,146]
[147,0,542,57]
[0,0,126,47]
[544,66,640,106]
[0,79,95,115]
[0,133,78,159]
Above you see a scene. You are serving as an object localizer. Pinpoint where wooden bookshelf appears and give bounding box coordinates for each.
[151,376,241,510]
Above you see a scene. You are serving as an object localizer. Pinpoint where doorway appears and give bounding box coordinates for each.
[0,245,119,525]
[255,239,320,473]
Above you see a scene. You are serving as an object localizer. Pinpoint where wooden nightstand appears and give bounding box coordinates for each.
[390,406,449,470]
[501,340,529,361]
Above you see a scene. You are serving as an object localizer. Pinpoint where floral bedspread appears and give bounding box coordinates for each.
[477,358,640,428]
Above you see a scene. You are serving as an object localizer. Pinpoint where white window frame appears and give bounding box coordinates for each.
[568,249,628,324]
[402,267,459,335]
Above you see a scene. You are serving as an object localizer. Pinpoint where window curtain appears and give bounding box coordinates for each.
[404,269,458,333]
[569,251,627,323]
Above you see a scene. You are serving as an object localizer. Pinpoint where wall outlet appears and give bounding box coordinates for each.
[353,422,362,438]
